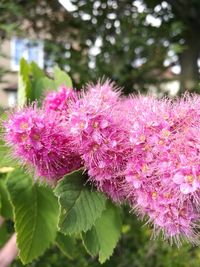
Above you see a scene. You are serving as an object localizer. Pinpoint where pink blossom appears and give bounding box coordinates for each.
[43,85,78,113]
[123,95,200,244]
[68,80,131,200]
[173,170,200,194]
[5,106,82,181]
[5,80,200,246]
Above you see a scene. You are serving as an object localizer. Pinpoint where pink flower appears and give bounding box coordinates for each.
[173,170,200,194]
[123,95,200,244]
[5,80,200,246]
[5,106,82,181]
[68,81,131,200]
[43,85,78,113]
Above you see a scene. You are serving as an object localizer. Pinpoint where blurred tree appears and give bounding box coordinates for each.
[146,0,200,93]
[0,0,200,94]
[169,0,200,94]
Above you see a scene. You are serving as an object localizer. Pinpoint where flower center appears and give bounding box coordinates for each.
[162,129,170,138]
[93,144,99,151]
[20,134,27,142]
[163,193,171,199]
[186,175,194,183]
[152,192,157,199]
[20,122,28,129]
[139,135,146,142]
[142,164,148,173]
[93,122,99,128]
[158,139,164,145]
[79,122,85,129]
[33,134,40,141]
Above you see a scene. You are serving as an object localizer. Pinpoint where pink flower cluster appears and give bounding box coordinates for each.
[67,81,132,201]
[5,87,81,181]
[4,82,200,244]
[43,85,77,113]
[123,96,200,245]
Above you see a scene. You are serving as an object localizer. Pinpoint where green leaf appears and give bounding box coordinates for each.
[82,226,100,257]
[0,179,13,219]
[30,61,45,79]
[29,62,59,102]
[7,168,59,264]
[42,77,56,89]
[24,63,73,103]
[82,201,122,263]
[56,232,76,260]
[0,223,9,248]
[54,169,106,235]
[32,76,56,105]
[29,62,46,102]
[0,141,18,169]
[18,58,31,107]
[54,66,73,88]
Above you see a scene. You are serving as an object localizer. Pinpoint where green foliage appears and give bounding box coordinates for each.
[29,62,46,103]
[56,232,76,260]
[0,0,200,263]
[18,58,31,107]
[0,140,17,168]
[0,179,13,219]
[54,66,73,88]
[11,209,200,267]
[2,59,200,266]
[82,201,122,263]
[54,169,107,235]
[7,168,59,264]
[0,62,124,265]
[17,60,73,105]
[0,114,18,171]
[30,61,45,78]
[0,222,10,247]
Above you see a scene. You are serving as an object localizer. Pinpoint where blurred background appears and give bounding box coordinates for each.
[1,0,200,266]
[1,0,200,109]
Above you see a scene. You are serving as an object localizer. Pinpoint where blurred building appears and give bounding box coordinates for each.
[0,37,44,108]
[0,37,180,108]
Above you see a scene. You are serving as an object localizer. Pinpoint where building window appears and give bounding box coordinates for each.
[11,37,44,71]
[7,91,17,107]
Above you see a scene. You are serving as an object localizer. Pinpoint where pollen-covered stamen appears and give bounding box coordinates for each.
[163,114,169,120]
[144,144,151,151]
[142,164,148,173]
[20,122,29,129]
[163,193,171,199]
[20,134,28,142]
[179,209,186,217]
[151,191,157,199]
[135,174,141,180]
[93,121,99,128]
[33,134,40,141]
[161,129,170,138]
[139,134,146,142]
[158,139,164,145]
[92,144,99,151]
[186,175,194,184]
[79,122,85,129]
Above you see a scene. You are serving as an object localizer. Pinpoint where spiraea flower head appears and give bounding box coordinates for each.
[43,85,78,113]
[4,106,82,181]
[4,78,200,246]
[68,80,131,201]
[123,95,200,244]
